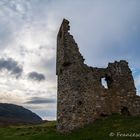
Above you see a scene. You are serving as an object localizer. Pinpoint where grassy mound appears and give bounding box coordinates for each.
[0,114,139,140]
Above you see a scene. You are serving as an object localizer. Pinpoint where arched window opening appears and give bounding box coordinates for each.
[101,77,108,89]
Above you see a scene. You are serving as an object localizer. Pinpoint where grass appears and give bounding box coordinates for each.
[0,114,140,140]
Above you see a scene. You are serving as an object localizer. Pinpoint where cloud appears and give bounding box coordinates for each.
[0,0,140,120]
[45,0,140,68]
[24,103,57,120]
[0,0,32,48]
[28,71,46,81]
[0,57,22,77]
[25,97,56,104]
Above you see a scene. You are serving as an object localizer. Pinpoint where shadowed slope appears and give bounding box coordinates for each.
[0,103,42,125]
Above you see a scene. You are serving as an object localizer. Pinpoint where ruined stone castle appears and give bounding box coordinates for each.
[56,19,140,132]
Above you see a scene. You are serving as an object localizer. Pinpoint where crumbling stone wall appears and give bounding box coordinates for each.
[56,19,140,132]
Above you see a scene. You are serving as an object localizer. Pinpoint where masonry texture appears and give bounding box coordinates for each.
[56,19,140,132]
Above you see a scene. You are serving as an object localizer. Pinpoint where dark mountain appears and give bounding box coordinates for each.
[0,103,42,125]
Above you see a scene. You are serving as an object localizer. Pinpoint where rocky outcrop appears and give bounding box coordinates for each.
[56,19,140,132]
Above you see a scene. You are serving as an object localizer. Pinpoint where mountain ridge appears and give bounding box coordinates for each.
[0,103,42,125]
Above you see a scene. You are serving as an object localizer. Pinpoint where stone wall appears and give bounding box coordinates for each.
[56,19,140,132]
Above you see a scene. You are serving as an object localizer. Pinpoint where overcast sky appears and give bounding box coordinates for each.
[0,0,140,120]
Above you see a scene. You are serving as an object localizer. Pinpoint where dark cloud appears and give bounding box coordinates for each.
[28,71,45,81]
[25,97,56,104]
[0,58,23,77]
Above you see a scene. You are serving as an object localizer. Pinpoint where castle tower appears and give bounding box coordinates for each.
[56,19,140,132]
[56,19,86,132]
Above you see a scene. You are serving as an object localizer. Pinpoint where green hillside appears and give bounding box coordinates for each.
[0,114,139,140]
